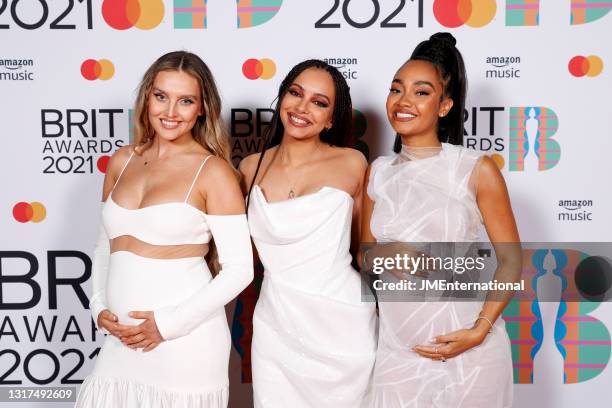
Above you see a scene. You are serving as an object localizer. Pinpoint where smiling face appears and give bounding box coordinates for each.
[279,67,335,142]
[386,59,453,144]
[147,70,203,142]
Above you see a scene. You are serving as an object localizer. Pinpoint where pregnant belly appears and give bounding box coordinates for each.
[379,301,482,348]
[105,252,211,325]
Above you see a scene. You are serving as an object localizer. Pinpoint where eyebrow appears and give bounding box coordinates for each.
[414,80,435,88]
[392,78,435,89]
[152,87,198,100]
[290,83,330,103]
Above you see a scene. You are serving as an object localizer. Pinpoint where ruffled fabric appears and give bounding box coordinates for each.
[75,375,228,408]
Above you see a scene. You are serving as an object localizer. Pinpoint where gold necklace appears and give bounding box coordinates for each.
[279,143,321,199]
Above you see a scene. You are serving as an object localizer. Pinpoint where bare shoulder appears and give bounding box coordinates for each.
[238,152,262,180]
[197,156,245,214]
[334,146,367,172]
[479,155,503,181]
[106,145,134,178]
[199,155,238,184]
[477,155,507,194]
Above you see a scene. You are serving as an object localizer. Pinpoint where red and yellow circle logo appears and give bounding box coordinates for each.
[102,0,165,30]
[81,59,115,81]
[568,55,603,77]
[433,0,497,28]
[13,202,46,223]
[242,58,276,80]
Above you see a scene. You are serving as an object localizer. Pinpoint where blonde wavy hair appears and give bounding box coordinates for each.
[132,51,232,274]
[132,50,231,162]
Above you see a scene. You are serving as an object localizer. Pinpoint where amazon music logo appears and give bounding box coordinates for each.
[485,56,521,80]
[557,199,594,222]
[0,58,34,81]
[324,57,358,80]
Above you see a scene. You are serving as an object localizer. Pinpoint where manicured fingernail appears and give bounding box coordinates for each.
[430,338,436,343]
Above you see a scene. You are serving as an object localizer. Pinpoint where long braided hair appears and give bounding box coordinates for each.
[245,59,353,212]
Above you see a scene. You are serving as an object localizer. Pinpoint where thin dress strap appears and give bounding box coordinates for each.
[111,151,135,192]
[185,155,213,202]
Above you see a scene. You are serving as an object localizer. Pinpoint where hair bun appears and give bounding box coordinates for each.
[430,32,456,47]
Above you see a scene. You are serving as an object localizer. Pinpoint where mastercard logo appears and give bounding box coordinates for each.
[102,0,165,30]
[81,59,115,81]
[242,58,276,80]
[568,55,603,77]
[13,202,46,223]
[433,0,497,28]
[97,155,111,173]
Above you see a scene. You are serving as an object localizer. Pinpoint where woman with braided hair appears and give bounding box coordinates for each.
[362,33,518,407]
[239,59,377,407]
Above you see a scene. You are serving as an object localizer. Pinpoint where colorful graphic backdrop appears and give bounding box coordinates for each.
[1,1,611,407]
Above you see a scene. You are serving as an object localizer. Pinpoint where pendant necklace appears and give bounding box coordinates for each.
[280,142,321,199]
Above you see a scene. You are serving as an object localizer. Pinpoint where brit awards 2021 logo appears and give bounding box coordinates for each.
[0,0,283,31]
[174,0,283,28]
[502,249,611,384]
[571,0,612,24]
[508,107,559,171]
[464,106,560,172]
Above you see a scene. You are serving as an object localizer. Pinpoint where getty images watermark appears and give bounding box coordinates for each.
[360,242,612,303]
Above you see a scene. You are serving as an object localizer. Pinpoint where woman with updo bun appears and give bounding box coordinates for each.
[362,33,519,407]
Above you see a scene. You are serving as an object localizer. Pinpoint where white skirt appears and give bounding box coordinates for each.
[76,252,230,408]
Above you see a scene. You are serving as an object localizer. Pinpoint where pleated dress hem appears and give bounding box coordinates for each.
[75,375,229,408]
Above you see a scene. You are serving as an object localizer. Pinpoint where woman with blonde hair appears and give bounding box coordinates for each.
[76,51,253,407]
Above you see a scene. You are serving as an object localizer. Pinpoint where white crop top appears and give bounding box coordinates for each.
[102,152,213,246]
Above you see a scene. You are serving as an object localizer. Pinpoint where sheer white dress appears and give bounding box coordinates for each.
[367,143,513,408]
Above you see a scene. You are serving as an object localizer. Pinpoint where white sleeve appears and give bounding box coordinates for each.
[89,204,110,334]
[154,214,254,341]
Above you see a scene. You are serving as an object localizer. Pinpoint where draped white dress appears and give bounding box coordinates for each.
[367,143,513,408]
[248,185,377,408]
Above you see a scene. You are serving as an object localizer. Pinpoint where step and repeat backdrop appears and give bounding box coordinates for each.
[1,1,611,407]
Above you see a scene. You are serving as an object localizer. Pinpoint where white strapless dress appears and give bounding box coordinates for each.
[248,185,377,408]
